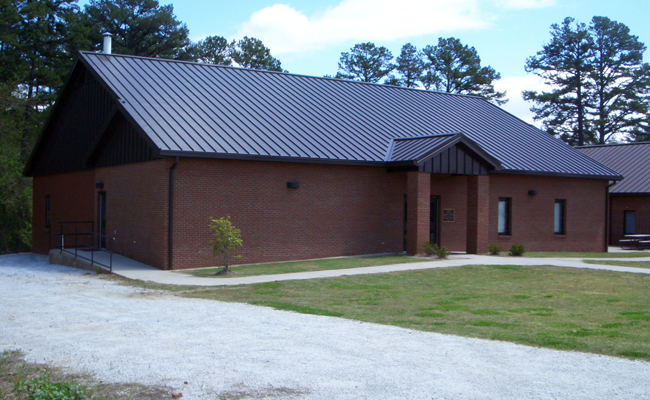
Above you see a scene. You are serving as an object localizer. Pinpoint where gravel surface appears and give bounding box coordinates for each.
[1,253,649,400]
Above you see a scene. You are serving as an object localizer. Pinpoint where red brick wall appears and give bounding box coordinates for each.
[610,195,650,245]
[488,174,608,252]
[467,175,490,254]
[95,159,171,269]
[32,160,611,268]
[171,159,406,269]
[431,174,467,252]
[406,171,430,255]
[32,170,95,254]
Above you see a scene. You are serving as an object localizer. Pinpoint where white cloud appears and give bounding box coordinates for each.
[494,74,549,126]
[236,0,491,55]
[235,0,557,55]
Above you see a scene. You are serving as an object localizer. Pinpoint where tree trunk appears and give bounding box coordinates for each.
[21,75,35,161]
[576,72,585,146]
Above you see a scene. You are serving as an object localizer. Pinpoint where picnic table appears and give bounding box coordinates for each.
[620,234,650,250]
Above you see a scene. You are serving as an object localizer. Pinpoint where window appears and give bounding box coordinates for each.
[45,195,51,228]
[554,200,565,235]
[624,211,636,234]
[498,197,511,235]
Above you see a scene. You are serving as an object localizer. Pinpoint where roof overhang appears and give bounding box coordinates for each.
[386,133,503,174]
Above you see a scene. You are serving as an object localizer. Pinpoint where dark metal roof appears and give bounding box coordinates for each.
[578,142,650,193]
[77,51,620,179]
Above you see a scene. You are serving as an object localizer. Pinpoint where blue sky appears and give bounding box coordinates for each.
[81,0,650,123]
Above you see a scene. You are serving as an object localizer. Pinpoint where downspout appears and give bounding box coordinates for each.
[605,180,616,252]
[168,156,179,269]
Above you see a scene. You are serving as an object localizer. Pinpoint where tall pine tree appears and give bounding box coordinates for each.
[84,0,193,59]
[231,36,283,71]
[336,42,394,83]
[524,16,650,145]
[587,16,650,144]
[194,35,233,65]
[421,37,506,105]
[384,43,422,88]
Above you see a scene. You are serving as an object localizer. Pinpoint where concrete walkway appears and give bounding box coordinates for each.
[52,248,650,286]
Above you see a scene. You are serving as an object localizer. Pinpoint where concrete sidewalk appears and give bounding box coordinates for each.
[50,248,650,286]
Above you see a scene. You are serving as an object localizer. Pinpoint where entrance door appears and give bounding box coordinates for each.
[430,196,440,245]
[624,210,636,234]
[98,192,106,248]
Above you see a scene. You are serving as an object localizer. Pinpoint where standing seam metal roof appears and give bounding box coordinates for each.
[577,143,650,193]
[79,52,620,178]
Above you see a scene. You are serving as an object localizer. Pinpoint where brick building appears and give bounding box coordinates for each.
[578,143,650,245]
[26,51,622,270]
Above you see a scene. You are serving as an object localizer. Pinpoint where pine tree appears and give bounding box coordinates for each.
[385,43,423,88]
[231,36,283,71]
[194,35,233,66]
[587,16,650,144]
[524,16,650,145]
[336,42,394,83]
[421,37,506,105]
[84,0,193,59]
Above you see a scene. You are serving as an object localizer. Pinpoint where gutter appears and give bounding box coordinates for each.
[168,156,179,269]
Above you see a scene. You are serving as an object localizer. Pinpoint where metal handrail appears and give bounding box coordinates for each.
[48,221,115,272]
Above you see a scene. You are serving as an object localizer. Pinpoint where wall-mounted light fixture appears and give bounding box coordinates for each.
[528,190,537,196]
[287,181,299,189]
[95,182,104,189]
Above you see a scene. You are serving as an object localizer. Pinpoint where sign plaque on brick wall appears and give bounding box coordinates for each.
[443,209,455,222]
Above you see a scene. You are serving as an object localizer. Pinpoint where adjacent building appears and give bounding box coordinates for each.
[578,142,650,245]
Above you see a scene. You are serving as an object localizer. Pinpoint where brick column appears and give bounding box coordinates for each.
[466,175,490,254]
[406,171,430,255]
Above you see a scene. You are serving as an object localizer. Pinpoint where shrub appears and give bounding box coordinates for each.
[208,216,243,275]
[15,374,86,400]
[436,246,450,259]
[423,241,437,256]
[509,243,525,256]
[488,244,502,255]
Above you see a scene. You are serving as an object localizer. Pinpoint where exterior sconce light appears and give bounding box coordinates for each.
[528,190,537,196]
[287,181,299,189]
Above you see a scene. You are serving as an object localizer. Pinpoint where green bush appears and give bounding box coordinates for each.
[423,242,450,259]
[488,244,502,255]
[509,244,526,256]
[423,241,437,256]
[436,246,450,259]
[15,374,86,400]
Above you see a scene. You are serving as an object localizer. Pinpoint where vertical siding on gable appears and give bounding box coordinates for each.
[32,78,116,176]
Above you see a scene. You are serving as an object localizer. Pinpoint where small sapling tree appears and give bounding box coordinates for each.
[208,217,243,275]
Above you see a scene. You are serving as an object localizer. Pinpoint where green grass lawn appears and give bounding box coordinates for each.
[126,265,650,361]
[583,260,650,269]
[525,251,650,258]
[180,255,425,277]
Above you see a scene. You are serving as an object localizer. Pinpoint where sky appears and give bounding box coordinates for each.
[80,0,650,124]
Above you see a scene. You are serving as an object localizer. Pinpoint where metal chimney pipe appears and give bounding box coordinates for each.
[102,32,112,54]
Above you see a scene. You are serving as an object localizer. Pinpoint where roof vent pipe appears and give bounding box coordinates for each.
[102,32,112,54]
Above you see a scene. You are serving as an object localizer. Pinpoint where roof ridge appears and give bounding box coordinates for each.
[392,133,458,140]
[79,51,488,101]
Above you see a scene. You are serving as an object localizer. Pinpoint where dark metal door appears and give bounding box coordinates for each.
[624,210,636,234]
[430,196,440,245]
[98,192,106,248]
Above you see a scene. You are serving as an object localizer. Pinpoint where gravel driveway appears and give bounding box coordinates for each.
[1,254,649,399]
